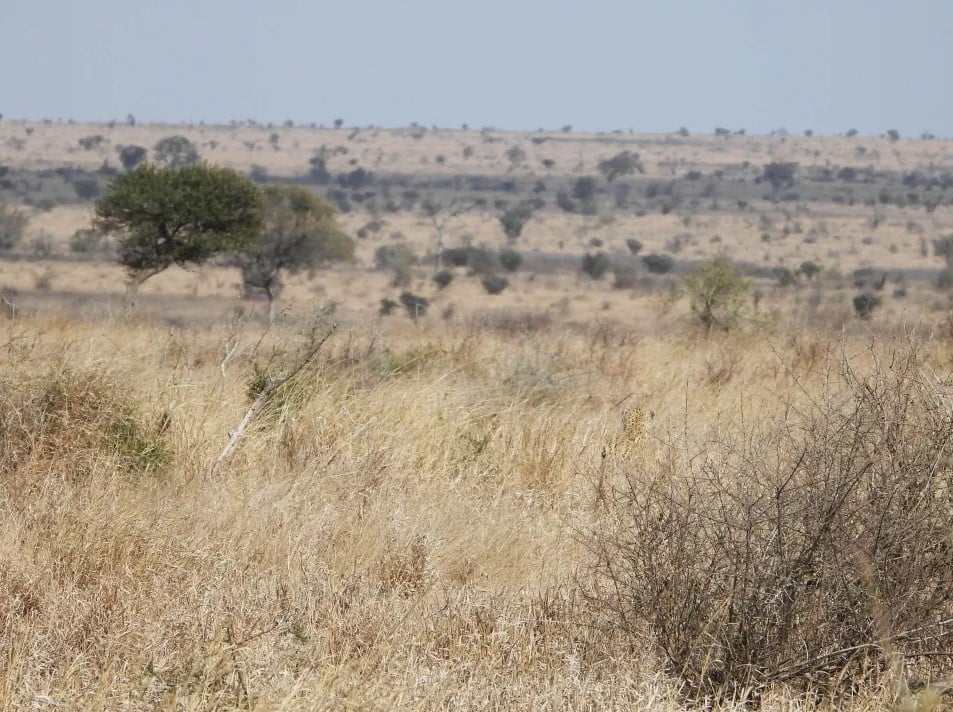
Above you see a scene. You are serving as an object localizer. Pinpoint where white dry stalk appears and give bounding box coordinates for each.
[213,323,337,470]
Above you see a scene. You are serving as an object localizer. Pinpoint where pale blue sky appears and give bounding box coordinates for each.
[3,1,951,137]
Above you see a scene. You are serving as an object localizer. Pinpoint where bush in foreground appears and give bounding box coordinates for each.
[586,339,953,702]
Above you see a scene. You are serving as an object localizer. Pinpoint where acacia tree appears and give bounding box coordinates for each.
[498,201,534,244]
[239,184,354,321]
[93,163,263,292]
[422,196,473,271]
[680,255,751,333]
[154,135,200,168]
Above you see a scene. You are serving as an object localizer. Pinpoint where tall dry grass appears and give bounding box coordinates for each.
[0,311,951,710]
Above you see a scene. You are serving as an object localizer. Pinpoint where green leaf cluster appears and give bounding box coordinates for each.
[680,255,751,333]
[240,184,354,299]
[93,163,264,283]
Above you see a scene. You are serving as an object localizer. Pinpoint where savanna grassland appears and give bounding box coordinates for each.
[4,121,953,710]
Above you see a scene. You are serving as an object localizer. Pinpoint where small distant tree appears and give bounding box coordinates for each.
[375,243,417,286]
[308,154,331,184]
[379,298,398,316]
[853,293,881,319]
[117,145,147,172]
[78,135,105,151]
[0,204,28,252]
[760,162,798,197]
[73,177,100,201]
[505,145,527,167]
[481,274,509,294]
[153,135,200,168]
[935,235,953,287]
[498,248,522,272]
[572,176,598,203]
[556,192,577,213]
[239,184,354,321]
[625,237,643,255]
[399,291,429,323]
[93,163,263,292]
[581,251,612,279]
[886,129,900,142]
[433,270,454,289]
[425,197,473,271]
[499,202,534,244]
[598,151,643,182]
[642,253,675,274]
[679,256,751,333]
[799,260,821,280]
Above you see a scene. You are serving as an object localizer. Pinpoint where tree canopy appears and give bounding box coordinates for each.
[93,163,264,289]
[681,256,751,333]
[239,184,354,313]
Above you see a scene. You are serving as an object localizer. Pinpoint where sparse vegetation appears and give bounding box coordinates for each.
[480,273,509,294]
[581,251,611,280]
[0,203,28,251]
[4,117,953,710]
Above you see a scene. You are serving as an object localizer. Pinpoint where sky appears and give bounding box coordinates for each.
[3,0,951,137]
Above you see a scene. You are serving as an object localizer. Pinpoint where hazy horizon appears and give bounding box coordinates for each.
[4,0,952,138]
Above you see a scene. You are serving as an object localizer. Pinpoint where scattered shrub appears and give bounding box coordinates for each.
[481,274,509,295]
[379,297,398,316]
[116,144,147,171]
[73,177,100,201]
[641,253,674,274]
[153,135,200,168]
[598,151,643,182]
[853,292,881,319]
[499,202,534,243]
[78,135,105,151]
[0,204,28,251]
[799,260,821,280]
[399,291,429,322]
[581,252,612,280]
[498,248,523,272]
[432,270,454,289]
[612,265,638,289]
[374,244,417,286]
[625,237,642,255]
[679,256,750,332]
[69,228,110,255]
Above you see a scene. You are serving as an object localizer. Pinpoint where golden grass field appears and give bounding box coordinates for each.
[3,122,953,710]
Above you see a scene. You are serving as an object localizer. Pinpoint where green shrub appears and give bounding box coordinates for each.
[481,274,509,295]
[0,204,28,252]
[679,256,750,332]
[581,252,611,279]
[399,291,429,322]
[432,270,454,289]
[853,292,881,319]
[642,253,675,274]
[498,248,523,272]
[374,244,417,286]
[0,368,171,478]
[379,298,398,316]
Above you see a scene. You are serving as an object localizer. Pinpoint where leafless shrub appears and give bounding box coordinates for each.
[585,337,953,702]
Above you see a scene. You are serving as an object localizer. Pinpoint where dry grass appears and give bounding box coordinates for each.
[4,119,953,709]
[1,306,952,710]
